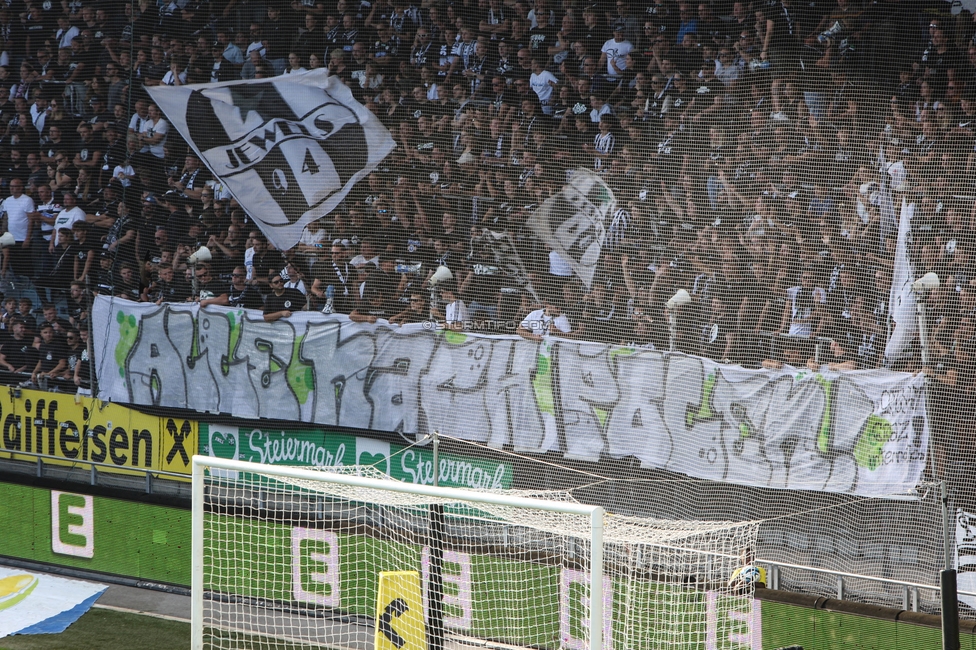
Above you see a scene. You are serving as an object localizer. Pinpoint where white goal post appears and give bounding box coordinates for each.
[191,455,605,650]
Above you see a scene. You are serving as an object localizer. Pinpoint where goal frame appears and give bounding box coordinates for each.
[191,455,605,650]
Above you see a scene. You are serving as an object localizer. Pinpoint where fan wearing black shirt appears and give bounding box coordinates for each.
[263,273,307,322]
[115,263,143,301]
[63,329,85,380]
[67,281,88,328]
[71,221,98,285]
[191,263,228,303]
[389,292,428,325]
[32,322,67,384]
[0,319,35,373]
[350,286,392,324]
[148,264,190,303]
[250,233,286,292]
[167,153,212,201]
[202,266,263,310]
[35,226,77,291]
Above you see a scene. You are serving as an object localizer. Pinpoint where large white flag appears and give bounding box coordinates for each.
[525,169,616,289]
[148,69,395,251]
[884,198,916,362]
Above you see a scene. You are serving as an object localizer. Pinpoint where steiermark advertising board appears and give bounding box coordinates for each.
[199,424,513,490]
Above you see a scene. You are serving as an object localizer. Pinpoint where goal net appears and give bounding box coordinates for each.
[192,456,761,650]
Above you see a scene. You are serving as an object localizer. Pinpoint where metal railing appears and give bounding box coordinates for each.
[0,448,188,494]
[760,558,976,613]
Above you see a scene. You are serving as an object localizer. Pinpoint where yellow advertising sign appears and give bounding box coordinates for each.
[0,387,195,479]
[160,416,196,477]
[375,571,427,650]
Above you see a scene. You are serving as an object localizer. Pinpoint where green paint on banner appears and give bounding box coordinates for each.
[608,347,634,364]
[286,334,314,404]
[854,415,894,471]
[227,311,243,367]
[816,375,833,454]
[114,311,138,378]
[533,354,555,416]
[686,373,716,427]
[594,407,608,428]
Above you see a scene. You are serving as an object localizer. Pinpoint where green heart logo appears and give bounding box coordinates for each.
[358,451,388,473]
[210,431,239,460]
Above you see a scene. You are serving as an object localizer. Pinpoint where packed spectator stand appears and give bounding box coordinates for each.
[0,0,970,402]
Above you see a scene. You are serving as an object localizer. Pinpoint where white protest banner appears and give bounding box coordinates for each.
[93,296,928,498]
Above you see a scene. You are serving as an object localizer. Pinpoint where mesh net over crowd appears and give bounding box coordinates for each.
[2,0,976,634]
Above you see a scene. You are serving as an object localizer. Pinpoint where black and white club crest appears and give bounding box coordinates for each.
[148,70,395,251]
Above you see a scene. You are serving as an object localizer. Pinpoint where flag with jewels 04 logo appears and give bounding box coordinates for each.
[148,69,395,251]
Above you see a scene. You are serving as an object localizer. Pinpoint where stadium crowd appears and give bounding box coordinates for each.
[0,0,971,391]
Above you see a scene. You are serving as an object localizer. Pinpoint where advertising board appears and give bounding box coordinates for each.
[199,424,513,490]
[0,482,190,585]
[0,388,196,479]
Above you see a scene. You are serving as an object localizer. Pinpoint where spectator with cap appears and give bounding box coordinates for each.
[600,23,633,81]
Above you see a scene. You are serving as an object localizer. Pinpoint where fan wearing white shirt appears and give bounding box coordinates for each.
[55,15,80,49]
[51,192,85,248]
[0,179,35,277]
[432,281,469,331]
[599,25,632,79]
[517,301,571,341]
[161,55,188,86]
[528,58,559,115]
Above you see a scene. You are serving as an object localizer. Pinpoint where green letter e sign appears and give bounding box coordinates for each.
[51,491,94,559]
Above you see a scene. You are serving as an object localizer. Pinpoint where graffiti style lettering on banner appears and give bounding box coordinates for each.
[94,298,928,497]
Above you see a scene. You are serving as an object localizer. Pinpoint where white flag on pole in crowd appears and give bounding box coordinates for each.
[147,69,395,251]
[884,198,917,362]
[481,229,541,302]
[526,169,616,290]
